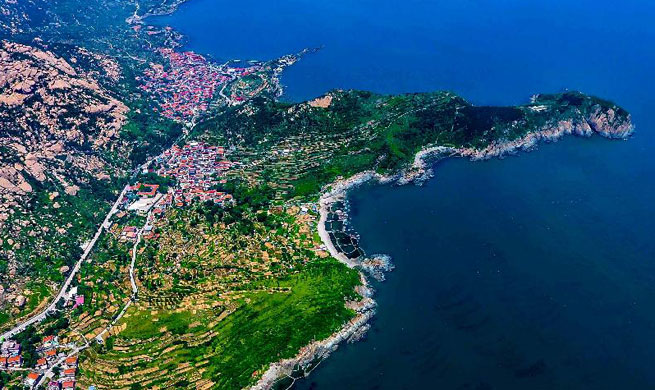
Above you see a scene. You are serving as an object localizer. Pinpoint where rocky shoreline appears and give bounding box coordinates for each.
[249,275,376,390]
[127,0,192,24]
[459,107,634,161]
[248,149,457,390]
[250,109,634,390]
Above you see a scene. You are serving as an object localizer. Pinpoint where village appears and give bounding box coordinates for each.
[0,18,324,386]
[138,48,264,123]
[137,45,313,124]
[118,141,234,242]
[153,141,234,208]
[1,303,82,390]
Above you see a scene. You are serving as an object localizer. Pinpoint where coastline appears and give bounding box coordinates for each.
[0,0,644,390]
[251,114,634,389]
[127,0,192,24]
[249,172,384,390]
[124,5,632,387]
[249,275,375,390]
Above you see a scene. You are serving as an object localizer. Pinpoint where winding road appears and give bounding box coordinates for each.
[0,186,129,343]
[25,192,162,388]
[94,192,162,344]
[0,148,170,344]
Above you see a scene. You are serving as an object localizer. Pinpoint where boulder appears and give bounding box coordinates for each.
[15,294,26,308]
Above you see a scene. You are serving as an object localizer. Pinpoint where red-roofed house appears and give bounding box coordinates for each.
[25,372,41,387]
[45,349,57,360]
[63,367,76,378]
[65,356,78,368]
[37,358,48,369]
[62,381,76,389]
[7,355,22,367]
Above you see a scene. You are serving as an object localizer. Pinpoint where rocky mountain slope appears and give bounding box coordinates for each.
[0,39,136,320]
[0,0,184,327]
[0,39,129,204]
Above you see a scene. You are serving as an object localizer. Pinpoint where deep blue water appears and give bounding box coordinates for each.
[312,136,655,389]
[155,0,655,388]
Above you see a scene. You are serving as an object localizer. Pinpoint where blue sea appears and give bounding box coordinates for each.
[155,0,655,388]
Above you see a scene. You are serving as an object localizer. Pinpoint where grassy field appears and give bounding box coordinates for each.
[79,258,360,389]
[77,201,362,389]
[205,260,360,389]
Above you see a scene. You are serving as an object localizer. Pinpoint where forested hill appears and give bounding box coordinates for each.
[192,89,633,198]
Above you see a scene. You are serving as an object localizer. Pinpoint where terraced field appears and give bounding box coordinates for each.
[73,204,362,389]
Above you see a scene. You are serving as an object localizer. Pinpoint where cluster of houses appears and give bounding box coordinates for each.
[1,336,79,389]
[117,142,234,219]
[153,142,234,208]
[117,183,161,242]
[120,226,139,242]
[139,47,266,122]
[139,48,229,122]
[0,339,22,369]
[23,336,78,389]
[119,183,162,218]
[47,355,78,390]
[120,223,157,242]
[112,142,237,243]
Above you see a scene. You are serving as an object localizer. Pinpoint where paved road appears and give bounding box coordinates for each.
[24,191,161,388]
[94,193,161,344]
[1,142,182,387]
[0,185,129,342]
[0,149,166,343]
[34,341,89,388]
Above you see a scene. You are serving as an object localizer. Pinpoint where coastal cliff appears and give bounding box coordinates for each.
[459,94,633,161]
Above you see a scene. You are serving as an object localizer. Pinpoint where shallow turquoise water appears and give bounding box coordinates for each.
[155,0,655,388]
